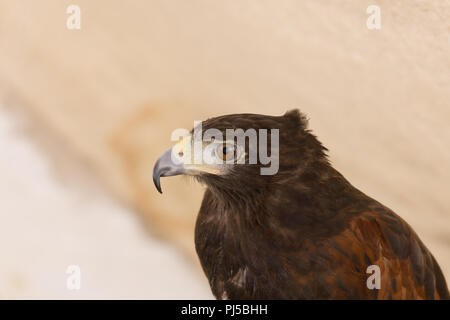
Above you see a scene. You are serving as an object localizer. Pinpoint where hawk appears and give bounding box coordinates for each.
[153,110,449,299]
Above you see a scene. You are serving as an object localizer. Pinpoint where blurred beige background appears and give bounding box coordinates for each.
[0,0,448,298]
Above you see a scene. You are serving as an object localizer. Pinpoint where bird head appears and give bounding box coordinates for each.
[153,109,328,195]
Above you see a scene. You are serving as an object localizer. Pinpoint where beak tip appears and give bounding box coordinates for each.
[153,148,185,194]
[153,177,163,194]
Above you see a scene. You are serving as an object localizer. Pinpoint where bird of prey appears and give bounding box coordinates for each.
[153,110,449,299]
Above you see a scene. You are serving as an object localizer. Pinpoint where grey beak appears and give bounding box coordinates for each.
[153,148,185,194]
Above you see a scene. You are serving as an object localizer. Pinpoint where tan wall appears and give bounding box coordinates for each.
[0,0,449,279]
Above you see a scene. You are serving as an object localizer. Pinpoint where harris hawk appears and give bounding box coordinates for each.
[153,110,449,300]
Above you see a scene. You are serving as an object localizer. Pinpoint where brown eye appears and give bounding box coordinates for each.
[221,147,229,159]
[215,143,235,162]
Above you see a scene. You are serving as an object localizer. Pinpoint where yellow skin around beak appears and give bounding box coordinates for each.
[153,135,221,193]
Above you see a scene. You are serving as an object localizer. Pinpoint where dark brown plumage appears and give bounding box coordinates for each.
[154,110,449,299]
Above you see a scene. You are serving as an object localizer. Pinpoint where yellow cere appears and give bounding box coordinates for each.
[171,135,221,175]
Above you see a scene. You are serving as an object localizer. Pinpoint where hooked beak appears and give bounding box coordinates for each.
[153,148,185,194]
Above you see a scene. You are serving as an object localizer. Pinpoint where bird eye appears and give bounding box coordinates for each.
[215,143,236,162]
